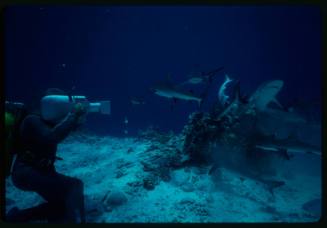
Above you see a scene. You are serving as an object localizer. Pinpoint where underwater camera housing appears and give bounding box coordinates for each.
[41,95,111,122]
[71,96,111,114]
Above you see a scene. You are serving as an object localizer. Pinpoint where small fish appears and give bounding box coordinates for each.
[124,117,128,124]
[130,97,146,105]
[181,66,224,85]
[181,75,205,85]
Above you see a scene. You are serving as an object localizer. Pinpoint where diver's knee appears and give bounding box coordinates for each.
[71,178,84,192]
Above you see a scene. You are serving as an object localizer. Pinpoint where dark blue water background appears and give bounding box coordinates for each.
[5,6,321,136]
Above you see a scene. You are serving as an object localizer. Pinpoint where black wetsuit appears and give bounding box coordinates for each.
[8,113,85,223]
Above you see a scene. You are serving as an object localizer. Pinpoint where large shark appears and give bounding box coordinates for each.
[214,79,319,158]
[152,79,203,106]
[248,79,307,125]
[249,80,284,111]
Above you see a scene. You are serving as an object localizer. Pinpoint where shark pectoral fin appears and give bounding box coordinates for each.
[272,98,284,109]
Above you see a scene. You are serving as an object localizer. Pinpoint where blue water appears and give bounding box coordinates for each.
[5,6,321,136]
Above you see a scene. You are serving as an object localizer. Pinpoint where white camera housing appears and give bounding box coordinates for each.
[41,95,111,122]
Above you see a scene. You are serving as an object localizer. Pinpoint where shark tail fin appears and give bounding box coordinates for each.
[225,74,232,83]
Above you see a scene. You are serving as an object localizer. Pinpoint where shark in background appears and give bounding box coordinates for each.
[181,66,224,85]
[254,133,321,157]
[151,76,204,107]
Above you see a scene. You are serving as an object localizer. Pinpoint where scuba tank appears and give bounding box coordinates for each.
[5,101,28,177]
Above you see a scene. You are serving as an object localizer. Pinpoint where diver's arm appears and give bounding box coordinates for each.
[23,113,80,145]
[49,112,80,142]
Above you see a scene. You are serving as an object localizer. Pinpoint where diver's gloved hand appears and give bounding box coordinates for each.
[72,103,87,117]
[71,103,88,125]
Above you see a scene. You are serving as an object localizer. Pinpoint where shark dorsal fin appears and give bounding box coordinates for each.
[225,74,231,82]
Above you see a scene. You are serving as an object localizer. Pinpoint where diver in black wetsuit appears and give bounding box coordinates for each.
[6,89,87,223]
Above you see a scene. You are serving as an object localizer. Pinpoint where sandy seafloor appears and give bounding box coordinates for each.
[5,132,321,223]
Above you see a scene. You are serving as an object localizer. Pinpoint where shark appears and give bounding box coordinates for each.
[248,79,307,125]
[254,133,321,157]
[216,80,242,120]
[152,79,203,106]
[217,79,307,124]
[249,80,284,111]
[218,74,234,107]
[181,66,224,85]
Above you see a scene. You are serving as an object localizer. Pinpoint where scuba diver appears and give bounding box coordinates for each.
[6,88,88,223]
